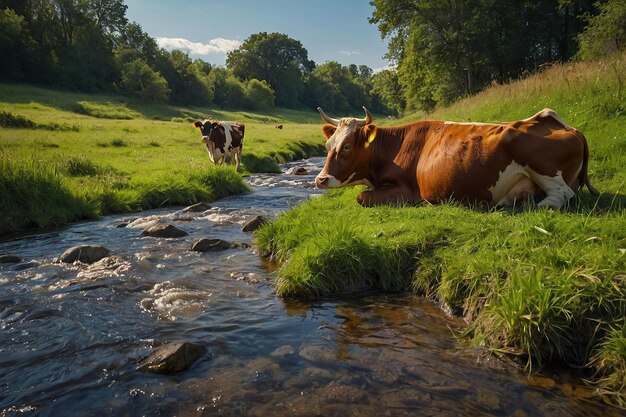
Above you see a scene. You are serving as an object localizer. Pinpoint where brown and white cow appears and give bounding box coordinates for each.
[315,107,598,209]
[194,120,245,171]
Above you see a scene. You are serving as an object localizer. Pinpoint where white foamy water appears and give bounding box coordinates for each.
[140,281,211,320]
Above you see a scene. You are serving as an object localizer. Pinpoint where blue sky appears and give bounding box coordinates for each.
[124,0,391,71]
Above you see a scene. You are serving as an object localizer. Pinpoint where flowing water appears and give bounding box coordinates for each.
[0,158,621,417]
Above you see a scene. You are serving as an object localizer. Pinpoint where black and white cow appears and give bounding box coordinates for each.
[194,120,245,171]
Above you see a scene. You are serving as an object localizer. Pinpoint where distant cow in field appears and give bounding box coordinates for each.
[315,107,598,209]
[275,124,283,129]
[194,120,245,171]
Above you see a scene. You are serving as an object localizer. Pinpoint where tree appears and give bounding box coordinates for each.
[370,0,596,111]
[0,8,37,80]
[317,61,370,111]
[154,50,212,105]
[121,58,170,102]
[578,0,626,59]
[52,0,88,47]
[224,75,246,108]
[59,25,116,91]
[207,66,230,106]
[371,69,404,115]
[245,79,275,110]
[88,0,127,40]
[226,32,315,107]
[116,22,159,65]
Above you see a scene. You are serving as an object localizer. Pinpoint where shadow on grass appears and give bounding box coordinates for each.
[486,191,626,216]
[0,84,201,121]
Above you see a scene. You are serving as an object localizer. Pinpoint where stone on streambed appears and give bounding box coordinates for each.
[191,238,231,252]
[286,166,308,175]
[137,341,206,374]
[182,202,212,213]
[58,245,110,264]
[242,215,267,232]
[141,223,188,238]
[0,254,22,264]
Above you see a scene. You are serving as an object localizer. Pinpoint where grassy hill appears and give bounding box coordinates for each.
[0,84,325,235]
[255,53,626,406]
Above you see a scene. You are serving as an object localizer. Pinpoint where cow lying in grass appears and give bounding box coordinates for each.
[315,107,598,209]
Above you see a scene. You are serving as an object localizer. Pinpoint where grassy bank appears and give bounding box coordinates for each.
[0,83,325,235]
[255,53,626,406]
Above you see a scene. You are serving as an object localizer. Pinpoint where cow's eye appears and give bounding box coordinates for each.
[343,143,352,152]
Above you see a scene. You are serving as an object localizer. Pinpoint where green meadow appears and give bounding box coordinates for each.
[256,54,626,405]
[0,83,324,235]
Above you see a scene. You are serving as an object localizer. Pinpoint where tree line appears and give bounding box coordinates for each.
[0,0,624,115]
[370,0,626,111]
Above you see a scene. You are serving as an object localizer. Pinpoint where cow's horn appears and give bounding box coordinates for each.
[356,106,373,126]
[317,107,339,126]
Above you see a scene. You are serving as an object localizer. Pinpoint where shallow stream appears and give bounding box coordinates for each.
[0,158,621,416]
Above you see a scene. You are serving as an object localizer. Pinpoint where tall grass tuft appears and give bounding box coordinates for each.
[117,166,249,212]
[590,322,626,407]
[0,157,98,231]
[61,155,104,176]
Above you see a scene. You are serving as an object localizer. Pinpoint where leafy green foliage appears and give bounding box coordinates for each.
[244,79,275,111]
[371,70,405,115]
[121,59,170,102]
[226,32,314,107]
[578,0,626,59]
[370,0,597,110]
[303,61,370,113]
[0,7,37,81]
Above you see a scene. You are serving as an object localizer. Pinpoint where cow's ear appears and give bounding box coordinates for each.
[362,125,377,148]
[322,124,336,140]
[194,121,202,128]
[211,122,220,129]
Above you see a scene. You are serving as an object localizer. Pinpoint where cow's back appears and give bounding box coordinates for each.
[416,115,586,205]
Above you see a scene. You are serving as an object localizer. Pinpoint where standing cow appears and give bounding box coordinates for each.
[315,107,598,209]
[194,120,245,171]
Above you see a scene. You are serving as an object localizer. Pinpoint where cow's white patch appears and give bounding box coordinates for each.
[490,161,576,209]
[320,175,343,188]
[221,122,234,151]
[489,162,531,205]
[317,173,372,189]
[529,169,575,209]
[523,108,572,129]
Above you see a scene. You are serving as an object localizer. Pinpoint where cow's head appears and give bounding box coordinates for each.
[194,119,224,163]
[194,120,220,144]
[315,107,377,189]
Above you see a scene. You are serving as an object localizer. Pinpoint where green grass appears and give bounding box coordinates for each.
[0,157,98,232]
[255,53,626,407]
[0,83,326,235]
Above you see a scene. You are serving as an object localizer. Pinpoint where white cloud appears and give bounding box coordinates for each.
[373,63,396,73]
[339,50,361,56]
[156,37,241,55]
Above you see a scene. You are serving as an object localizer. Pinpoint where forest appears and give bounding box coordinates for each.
[0,0,624,115]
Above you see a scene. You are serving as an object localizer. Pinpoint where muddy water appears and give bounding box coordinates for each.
[0,158,620,417]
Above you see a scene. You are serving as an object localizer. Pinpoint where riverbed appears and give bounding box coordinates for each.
[0,158,620,416]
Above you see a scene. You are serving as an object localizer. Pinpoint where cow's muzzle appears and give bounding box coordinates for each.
[315,175,329,188]
[315,174,342,189]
